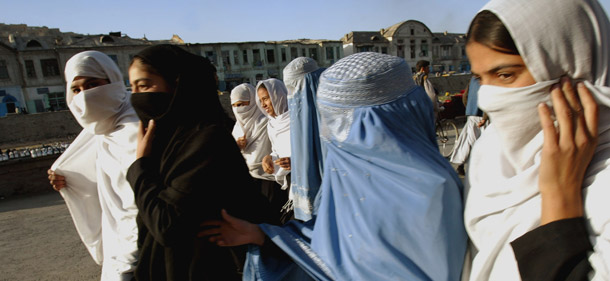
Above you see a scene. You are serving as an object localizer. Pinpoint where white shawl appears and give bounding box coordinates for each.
[230,83,274,181]
[464,0,610,280]
[52,51,139,280]
[256,79,291,189]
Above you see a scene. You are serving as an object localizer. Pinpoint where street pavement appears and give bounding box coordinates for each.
[0,191,100,281]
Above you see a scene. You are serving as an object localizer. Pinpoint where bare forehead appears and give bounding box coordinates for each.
[257,87,269,97]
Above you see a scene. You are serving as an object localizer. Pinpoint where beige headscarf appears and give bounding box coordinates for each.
[464,0,610,280]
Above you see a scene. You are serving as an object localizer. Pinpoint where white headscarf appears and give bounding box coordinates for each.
[65,51,134,135]
[53,51,139,279]
[230,83,274,180]
[464,0,610,280]
[256,78,291,189]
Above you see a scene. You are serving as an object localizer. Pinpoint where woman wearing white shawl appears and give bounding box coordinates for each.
[283,57,325,221]
[47,51,139,280]
[230,83,274,181]
[256,79,292,190]
[464,0,610,280]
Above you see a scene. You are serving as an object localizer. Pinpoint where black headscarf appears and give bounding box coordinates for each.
[131,44,228,159]
[132,44,224,125]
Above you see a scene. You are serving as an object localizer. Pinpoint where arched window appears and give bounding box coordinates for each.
[26,40,42,48]
[100,36,114,43]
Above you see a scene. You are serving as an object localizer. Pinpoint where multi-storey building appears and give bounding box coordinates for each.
[342,20,469,74]
[0,20,466,117]
[0,23,343,116]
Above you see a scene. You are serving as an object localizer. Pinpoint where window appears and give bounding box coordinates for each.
[281,48,287,62]
[26,40,42,48]
[25,60,36,78]
[47,92,67,111]
[301,48,307,57]
[357,46,372,52]
[421,40,428,57]
[108,55,119,65]
[253,49,262,66]
[41,59,60,77]
[442,46,451,58]
[290,47,298,59]
[381,47,388,54]
[309,48,318,61]
[326,47,334,61]
[410,41,416,59]
[397,45,404,58]
[205,51,217,65]
[335,46,340,59]
[266,49,275,64]
[100,35,114,43]
[242,50,248,64]
[222,50,231,66]
[411,29,414,35]
[233,50,239,65]
[0,60,9,79]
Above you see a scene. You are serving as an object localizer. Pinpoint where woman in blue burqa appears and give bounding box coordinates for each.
[201,52,467,281]
[283,56,326,222]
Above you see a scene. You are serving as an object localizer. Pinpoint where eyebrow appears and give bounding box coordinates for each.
[131,78,152,84]
[71,77,107,89]
[473,64,525,76]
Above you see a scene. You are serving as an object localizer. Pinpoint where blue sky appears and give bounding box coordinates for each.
[3,0,610,43]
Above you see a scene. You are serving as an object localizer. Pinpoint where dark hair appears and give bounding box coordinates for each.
[130,54,178,90]
[466,10,519,55]
[415,60,430,71]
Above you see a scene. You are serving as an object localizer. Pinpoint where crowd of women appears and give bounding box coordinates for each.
[47,0,610,280]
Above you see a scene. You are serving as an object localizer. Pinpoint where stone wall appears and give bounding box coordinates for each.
[0,111,81,149]
[0,154,58,197]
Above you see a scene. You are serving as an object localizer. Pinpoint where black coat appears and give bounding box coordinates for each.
[127,44,277,281]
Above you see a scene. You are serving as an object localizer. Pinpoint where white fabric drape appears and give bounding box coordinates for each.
[256,79,291,189]
[230,83,274,181]
[449,116,485,165]
[53,51,139,281]
[464,0,610,280]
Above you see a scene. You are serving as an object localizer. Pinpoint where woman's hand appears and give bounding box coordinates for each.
[236,136,247,150]
[137,120,156,159]
[198,209,266,246]
[275,157,291,170]
[538,77,598,225]
[262,154,274,174]
[47,169,66,191]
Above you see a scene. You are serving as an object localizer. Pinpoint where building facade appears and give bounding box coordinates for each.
[342,20,469,74]
[0,20,467,117]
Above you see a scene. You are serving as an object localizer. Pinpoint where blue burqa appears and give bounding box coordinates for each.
[284,57,326,221]
[245,52,467,281]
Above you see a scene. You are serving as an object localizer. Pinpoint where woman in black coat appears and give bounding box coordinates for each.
[126,44,276,281]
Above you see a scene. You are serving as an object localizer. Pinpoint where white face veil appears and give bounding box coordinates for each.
[65,51,132,135]
[229,83,273,180]
[52,51,139,277]
[464,1,610,280]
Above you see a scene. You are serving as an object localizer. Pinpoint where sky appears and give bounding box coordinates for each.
[2,0,610,44]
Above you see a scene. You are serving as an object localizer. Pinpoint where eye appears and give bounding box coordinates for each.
[497,72,514,80]
[72,88,81,95]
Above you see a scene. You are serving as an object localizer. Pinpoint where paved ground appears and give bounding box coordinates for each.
[0,191,100,281]
[0,117,467,281]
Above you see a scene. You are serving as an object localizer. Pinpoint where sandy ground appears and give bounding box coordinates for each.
[0,191,100,281]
